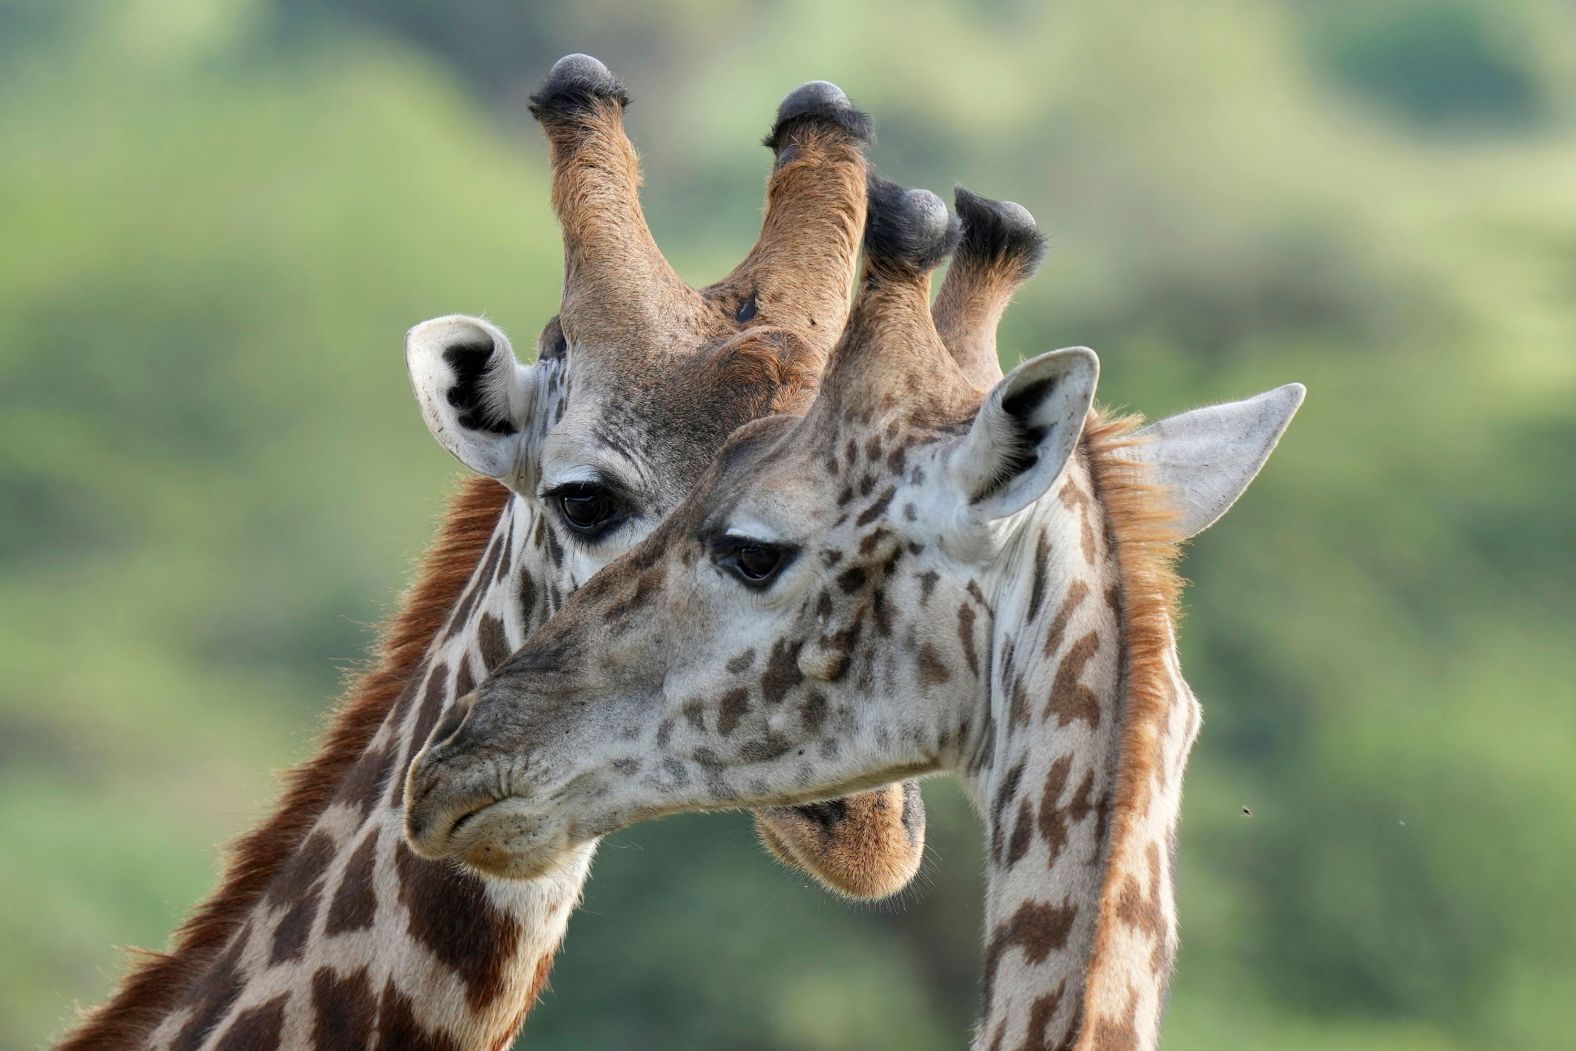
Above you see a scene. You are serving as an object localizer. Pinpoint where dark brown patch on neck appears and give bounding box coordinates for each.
[390,661,451,809]
[1042,581,1091,661]
[212,993,287,1051]
[1042,632,1102,729]
[1057,480,1097,565]
[266,830,337,965]
[168,929,248,1051]
[393,845,522,1013]
[958,602,980,676]
[310,965,377,1050]
[917,641,952,687]
[477,613,511,669]
[1026,532,1050,622]
[376,978,463,1051]
[989,760,1027,865]
[981,899,1078,1012]
[324,827,380,936]
[338,737,396,818]
[1037,757,1099,872]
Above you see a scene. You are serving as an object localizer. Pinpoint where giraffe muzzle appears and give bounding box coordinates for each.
[403,695,586,878]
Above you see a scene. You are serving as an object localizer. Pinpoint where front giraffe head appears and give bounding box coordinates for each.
[409,174,1304,1049]
[402,54,925,898]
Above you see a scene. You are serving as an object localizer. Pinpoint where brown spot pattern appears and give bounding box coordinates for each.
[989,760,1027,864]
[917,642,951,687]
[1007,799,1034,866]
[477,613,510,670]
[1036,757,1097,870]
[1115,842,1172,976]
[1059,480,1096,563]
[1008,675,1032,730]
[981,899,1078,1010]
[1026,532,1050,622]
[266,831,336,965]
[1043,580,1091,660]
[212,993,287,1050]
[311,966,377,1051]
[1042,631,1102,728]
[854,485,896,527]
[337,739,394,818]
[324,827,380,936]
[169,931,248,1051]
[376,979,463,1051]
[1014,982,1075,1051]
[760,639,804,704]
[958,602,980,676]
[393,844,522,1012]
[391,661,451,808]
[799,691,828,733]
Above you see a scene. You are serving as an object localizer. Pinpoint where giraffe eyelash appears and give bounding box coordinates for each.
[541,480,638,544]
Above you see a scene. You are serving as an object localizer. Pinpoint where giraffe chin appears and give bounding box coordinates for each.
[444,797,577,882]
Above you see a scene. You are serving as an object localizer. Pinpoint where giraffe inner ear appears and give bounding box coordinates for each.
[405,315,538,481]
[948,348,1100,521]
[1124,383,1305,539]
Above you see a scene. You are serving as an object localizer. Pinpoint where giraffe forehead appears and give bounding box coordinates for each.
[553,366,794,497]
[700,434,841,536]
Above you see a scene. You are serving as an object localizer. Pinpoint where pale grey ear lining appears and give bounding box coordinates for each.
[970,385,1056,505]
[958,347,1100,522]
[1129,382,1305,539]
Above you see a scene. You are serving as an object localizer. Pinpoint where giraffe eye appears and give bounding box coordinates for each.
[547,482,630,541]
[711,536,798,589]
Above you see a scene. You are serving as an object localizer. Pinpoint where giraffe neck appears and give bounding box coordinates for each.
[965,439,1196,1051]
[67,482,595,1051]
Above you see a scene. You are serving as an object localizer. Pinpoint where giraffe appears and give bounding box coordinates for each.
[55,54,928,1051]
[404,179,1304,1050]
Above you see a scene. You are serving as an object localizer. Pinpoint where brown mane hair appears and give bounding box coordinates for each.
[57,476,511,1050]
[1076,409,1187,1041]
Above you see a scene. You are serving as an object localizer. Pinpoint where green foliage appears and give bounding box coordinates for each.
[1298,0,1549,131]
[1,1,1572,1048]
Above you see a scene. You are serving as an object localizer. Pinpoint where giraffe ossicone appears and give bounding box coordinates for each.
[407,176,1304,1051]
[58,54,935,1051]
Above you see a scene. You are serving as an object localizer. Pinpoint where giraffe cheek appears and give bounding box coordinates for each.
[798,637,849,682]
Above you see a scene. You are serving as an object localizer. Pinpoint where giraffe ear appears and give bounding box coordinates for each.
[405,315,538,480]
[1124,383,1305,539]
[948,348,1100,521]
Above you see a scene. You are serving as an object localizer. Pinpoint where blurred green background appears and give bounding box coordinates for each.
[2,1,1572,1048]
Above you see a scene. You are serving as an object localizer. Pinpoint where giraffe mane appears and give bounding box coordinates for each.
[1076,408,1188,1038]
[56,476,511,1050]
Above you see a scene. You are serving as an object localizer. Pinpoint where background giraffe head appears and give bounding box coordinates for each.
[400,181,970,869]
[402,54,927,898]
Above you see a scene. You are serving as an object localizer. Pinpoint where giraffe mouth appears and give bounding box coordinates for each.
[443,798,507,847]
[404,786,508,860]
[446,805,484,839]
[442,796,577,880]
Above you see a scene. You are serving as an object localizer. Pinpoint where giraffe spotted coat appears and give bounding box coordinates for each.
[408,176,1301,1051]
